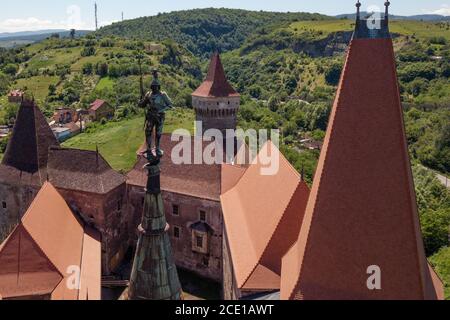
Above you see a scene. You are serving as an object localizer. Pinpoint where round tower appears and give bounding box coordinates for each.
[192,52,240,137]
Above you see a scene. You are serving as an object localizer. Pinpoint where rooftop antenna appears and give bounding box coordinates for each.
[95,2,98,31]
[356,0,362,20]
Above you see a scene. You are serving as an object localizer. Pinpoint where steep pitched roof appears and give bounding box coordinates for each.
[47,147,126,194]
[2,99,59,174]
[0,182,101,300]
[221,142,310,292]
[281,36,444,300]
[192,53,239,98]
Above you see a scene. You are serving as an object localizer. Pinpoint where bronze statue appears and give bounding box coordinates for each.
[138,70,173,159]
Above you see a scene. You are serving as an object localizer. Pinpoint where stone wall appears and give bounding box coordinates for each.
[127,184,224,283]
[56,184,128,275]
[0,182,40,242]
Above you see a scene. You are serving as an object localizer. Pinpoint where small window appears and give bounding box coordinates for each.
[172,205,180,216]
[2,201,6,209]
[141,197,145,206]
[202,257,209,267]
[199,210,207,222]
[117,199,122,211]
[173,226,181,239]
[196,235,204,249]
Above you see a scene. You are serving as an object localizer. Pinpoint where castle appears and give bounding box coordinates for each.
[0,1,445,300]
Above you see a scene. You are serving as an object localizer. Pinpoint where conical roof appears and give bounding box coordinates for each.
[192,52,239,98]
[280,23,444,299]
[2,99,59,174]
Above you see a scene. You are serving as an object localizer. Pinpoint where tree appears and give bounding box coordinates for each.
[82,62,93,75]
[325,63,342,86]
[0,72,10,95]
[2,64,18,76]
[48,84,57,96]
[70,29,76,39]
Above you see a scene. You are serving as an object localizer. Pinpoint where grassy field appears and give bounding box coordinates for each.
[63,108,195,172]
[26,47,82,72]
[289,19,450,40]
[13,75,60,105]
[95,77,115,91]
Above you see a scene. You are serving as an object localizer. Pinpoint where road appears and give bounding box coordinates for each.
[435,172,449,189]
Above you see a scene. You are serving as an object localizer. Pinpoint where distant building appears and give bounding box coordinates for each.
[52,127,72,142]
[89,99,114,121]
[0,182,101,300]
[7,90,24,104]
[53,107,78,124]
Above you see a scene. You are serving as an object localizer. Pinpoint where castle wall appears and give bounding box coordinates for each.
[0,182,39,242]
[56,184,128,275]
[127,184,223,283]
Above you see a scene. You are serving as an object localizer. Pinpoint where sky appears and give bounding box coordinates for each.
[0,0,449,33]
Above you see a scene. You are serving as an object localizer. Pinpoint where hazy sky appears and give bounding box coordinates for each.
[0,0,449,33]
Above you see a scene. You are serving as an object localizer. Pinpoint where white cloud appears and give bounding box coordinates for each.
[427,4,450,16]
[0,5,95,33]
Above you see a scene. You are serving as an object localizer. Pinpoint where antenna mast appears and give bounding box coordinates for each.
[95,2,98,31]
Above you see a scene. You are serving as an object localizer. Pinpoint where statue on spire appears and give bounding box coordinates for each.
[138,69,173,160]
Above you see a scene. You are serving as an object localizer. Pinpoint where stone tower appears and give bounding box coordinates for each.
[192,52,240,137]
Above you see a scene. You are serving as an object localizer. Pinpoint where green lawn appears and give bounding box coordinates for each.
[63,108,195,172]
[95,77,115,91]
[430,247,450,300]
[26,48,82,72]
[14,75,60,105]
[289,20,450,41]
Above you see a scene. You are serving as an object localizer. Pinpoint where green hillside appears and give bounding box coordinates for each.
[96,8,331,58]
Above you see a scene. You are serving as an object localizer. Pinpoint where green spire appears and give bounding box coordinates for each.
[128,157,182,300]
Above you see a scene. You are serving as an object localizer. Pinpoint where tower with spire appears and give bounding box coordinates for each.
[128,156,182,300]
[192,52,240,137]
[281,1,444,300]
[354,0,390,39]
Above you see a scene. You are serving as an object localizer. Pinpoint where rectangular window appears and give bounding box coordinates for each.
[117,199,122,211]
[2,201,6,209]
[172,205,180,216]
[196,235,204,249]
[173,226,181,239]
[200,210,207,222]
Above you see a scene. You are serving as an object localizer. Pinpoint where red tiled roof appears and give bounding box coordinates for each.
[221,142,310,292]
[2,99,59,174]
[0,183,101,300]
[89,99,106,111]
[192,53,239,98]
[8,90,24,97]
[281,38,444,300]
